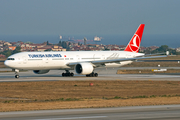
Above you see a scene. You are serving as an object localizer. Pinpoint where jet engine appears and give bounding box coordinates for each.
[33,70,50,74]
[75,63,94,75]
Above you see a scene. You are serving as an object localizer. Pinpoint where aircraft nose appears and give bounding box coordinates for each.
[4,60,9,67]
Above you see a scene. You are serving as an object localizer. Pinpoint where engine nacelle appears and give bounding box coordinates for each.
[33,70,50,74]
[75,63,94,75]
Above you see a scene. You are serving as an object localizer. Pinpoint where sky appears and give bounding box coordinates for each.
[0,0,180,36]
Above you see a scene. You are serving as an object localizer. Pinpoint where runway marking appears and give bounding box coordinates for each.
[34,116,107,120]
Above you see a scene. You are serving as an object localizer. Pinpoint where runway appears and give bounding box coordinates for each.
[0,105,180,120]
[0,67,180,82]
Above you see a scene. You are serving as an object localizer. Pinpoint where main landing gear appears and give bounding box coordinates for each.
[62,70,74,77]
[15,69,19,78]
[86,72,98,77]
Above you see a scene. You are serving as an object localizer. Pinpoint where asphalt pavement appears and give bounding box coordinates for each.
[1,105,180,120]
[0,67,180,82]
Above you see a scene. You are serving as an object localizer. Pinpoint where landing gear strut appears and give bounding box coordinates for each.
[86,72,98,77]
[15,69,19,78]
[62,70,74,77]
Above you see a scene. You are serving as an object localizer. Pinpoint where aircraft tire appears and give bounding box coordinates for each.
[86,73,98,77]
[92,73,95,77]
[70,73,74,77]
[94,73,98,77]
[66,73,70,76]
[15,75,19,78]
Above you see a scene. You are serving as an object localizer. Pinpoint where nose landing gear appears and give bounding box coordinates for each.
[14,69,19,78]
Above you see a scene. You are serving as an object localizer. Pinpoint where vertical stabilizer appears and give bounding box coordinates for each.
[124,24,145,52]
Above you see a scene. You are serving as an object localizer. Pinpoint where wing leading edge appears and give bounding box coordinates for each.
[67,55,168,67]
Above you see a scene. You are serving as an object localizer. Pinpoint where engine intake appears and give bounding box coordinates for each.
[75,63,94,75]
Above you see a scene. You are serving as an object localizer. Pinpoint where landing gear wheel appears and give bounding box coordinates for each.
[62,71,74,77]
[86,72,98,77]
[70,72,74,77]
[15,75,19,78]
[62,73,65,77]
[14,69,19,79]
[66,73,70,76]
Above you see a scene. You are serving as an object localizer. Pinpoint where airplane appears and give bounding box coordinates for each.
[4,24,168,78]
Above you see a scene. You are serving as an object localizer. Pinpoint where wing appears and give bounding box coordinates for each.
[67,55,168,67]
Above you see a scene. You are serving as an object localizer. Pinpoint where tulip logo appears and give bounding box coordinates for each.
[129,34,140,52]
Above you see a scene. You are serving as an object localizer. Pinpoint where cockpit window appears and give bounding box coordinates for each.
[7,58,15,60]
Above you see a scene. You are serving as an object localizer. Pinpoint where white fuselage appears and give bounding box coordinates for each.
[4,51,144,70]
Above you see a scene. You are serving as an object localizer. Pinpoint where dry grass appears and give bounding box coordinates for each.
[1,81,180,100]
[145,55,180,60]
[0,58,6,60]
[117,69,180,74]
[1,97,180,112]
[123,55,180,67]
[124,62,180,67]
[0,80,180,111]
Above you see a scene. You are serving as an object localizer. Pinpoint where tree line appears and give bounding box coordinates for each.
[0,46,21,57]
[143,45,180,55]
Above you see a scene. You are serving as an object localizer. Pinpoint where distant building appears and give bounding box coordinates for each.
[0,40,5,44]
[8,46,16,50]
[36,46,52,52]
[52,46,66,51]
[176,47,180,52]
[139,46,147,52]
[149,46,159,50]
[0,47,4,52]
[84,37,87,45]
[4,42,12,46]
[21,44,33,51]
[0,54,5,58]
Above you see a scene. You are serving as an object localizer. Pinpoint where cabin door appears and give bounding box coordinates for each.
[76,55,80,61]
[23,56,27,64]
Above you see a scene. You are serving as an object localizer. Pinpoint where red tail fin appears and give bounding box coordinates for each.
[124,24,145,53]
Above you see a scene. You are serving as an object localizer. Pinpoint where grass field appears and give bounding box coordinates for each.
[124,62,180,67]
[117,69,180,74]
[0,80,180,112]
[145,55,180,60]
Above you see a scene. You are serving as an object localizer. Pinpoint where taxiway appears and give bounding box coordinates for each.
[0,67,180,82]
[0,105,180,120]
